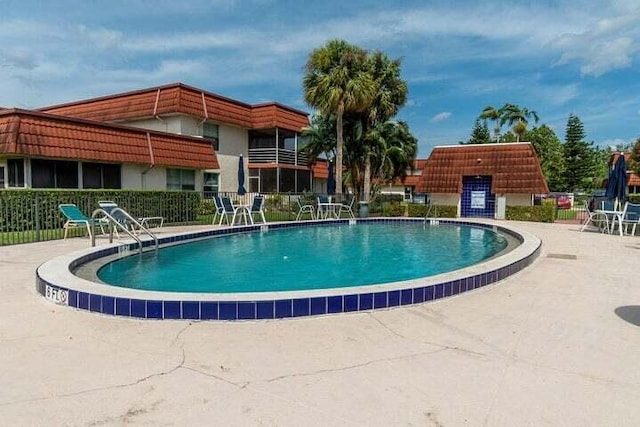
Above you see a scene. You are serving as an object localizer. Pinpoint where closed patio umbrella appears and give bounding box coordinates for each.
[605,154,626,208]
[237,155,247,196]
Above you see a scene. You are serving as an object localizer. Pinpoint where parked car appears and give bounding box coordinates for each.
[535,192,572,209]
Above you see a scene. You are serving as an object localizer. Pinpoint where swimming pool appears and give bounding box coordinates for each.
[36,218,541,320]
[97,222,510,293]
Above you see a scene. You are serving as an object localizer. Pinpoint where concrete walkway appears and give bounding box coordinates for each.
[1,221,639,426]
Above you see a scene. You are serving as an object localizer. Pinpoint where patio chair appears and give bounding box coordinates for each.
[219,196,239,225]
[212,195,225,224]
[317,195,331,219]
[580,200,609,233]
[339,196,355,219]
[58,204,106,240]
[248,195,267,224]
[295,197,315,220]
[620,202,640,236]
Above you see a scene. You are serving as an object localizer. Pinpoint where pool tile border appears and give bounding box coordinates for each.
[36,218,541,321]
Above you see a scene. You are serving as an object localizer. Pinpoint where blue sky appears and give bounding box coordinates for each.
[1,0,639,157]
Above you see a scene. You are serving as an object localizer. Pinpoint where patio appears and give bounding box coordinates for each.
[1,221,639,426]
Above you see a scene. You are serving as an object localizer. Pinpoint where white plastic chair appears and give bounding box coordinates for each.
[580,200,609,233]
[295,197,315,220]
[339,196,355,218]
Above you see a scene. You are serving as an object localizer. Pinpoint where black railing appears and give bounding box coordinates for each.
[248,148,308,166]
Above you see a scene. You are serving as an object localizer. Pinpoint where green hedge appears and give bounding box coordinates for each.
[379,203,457,218]
[506,201,556,223]
[0,189,201,234]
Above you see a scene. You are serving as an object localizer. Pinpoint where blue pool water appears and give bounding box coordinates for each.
[97,222,509,293]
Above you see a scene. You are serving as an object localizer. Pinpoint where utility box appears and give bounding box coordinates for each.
[496,196,506,220]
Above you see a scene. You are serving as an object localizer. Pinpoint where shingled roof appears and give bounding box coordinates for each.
[0,109,219,169]
[420,142,549,194]
[39,82,310,132]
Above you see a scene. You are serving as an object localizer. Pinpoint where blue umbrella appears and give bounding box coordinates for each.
[237,155,247,196]
[327,160,336,195]
[605,154,626,206]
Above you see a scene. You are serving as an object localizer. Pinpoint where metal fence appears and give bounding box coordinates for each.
[0,190,391,246]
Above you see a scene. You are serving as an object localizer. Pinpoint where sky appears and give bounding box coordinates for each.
[1,0,639,157]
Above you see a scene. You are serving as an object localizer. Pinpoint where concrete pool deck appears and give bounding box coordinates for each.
[1,221,639,426]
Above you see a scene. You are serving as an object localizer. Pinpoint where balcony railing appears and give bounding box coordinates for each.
[248,148,308,166]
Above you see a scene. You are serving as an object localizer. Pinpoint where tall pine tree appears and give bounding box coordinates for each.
[461,119,492,144]
[563,114,597,191]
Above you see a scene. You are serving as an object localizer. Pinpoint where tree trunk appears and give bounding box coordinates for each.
[363,155,371,202]
[335,101,344,195]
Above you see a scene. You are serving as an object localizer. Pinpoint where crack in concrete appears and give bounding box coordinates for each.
[367,311,488,357]
[0,350,186,407]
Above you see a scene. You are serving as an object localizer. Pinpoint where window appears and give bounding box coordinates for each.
[31,159,78,188]
[83,162,121,189]
[8,159,25,187]
[203,122,219,151]
[167,169,195,190]
[203,172,219,198]
[0,166,4,188]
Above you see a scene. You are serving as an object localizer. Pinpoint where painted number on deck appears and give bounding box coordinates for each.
[45,285,68,305]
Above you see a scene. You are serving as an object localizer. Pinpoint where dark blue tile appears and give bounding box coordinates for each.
[68,290,78,308]
[219,302,238,320]
[450,281,460,296]
[359,293,373,310]
[388,290,400,307]
[327,296,343,313]
[130,299,146,318]
[201,302,218,320]
[344,294,358,312]
[115,298,130,316]
[401,289,413,306]
[434,284,445,299]
[182,301,200,319]
[413,287,425,303]
[444,282,452,297]
[310,297,326,315]
[102,296,115,315]
[238,302,256,320]
[257,301,274,319]
[292,299,310,317]
[424,286,435,301]
[147,301,163,319]
[275,300,292,318]
[374,292,387,309]
[164,301,181,319]
[89,294,101,312]
[78,292,89,310]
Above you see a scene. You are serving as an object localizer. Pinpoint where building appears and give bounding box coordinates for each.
[1,83,312,194]
[419,142,549,218]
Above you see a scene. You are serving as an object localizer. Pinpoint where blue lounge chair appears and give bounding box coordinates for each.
[59,204,106,240]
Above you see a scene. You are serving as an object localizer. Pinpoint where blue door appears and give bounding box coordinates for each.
[461,176,495,218]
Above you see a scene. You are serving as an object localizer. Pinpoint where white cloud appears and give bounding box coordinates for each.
[430,112,451,122]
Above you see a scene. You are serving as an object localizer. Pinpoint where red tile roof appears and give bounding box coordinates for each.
[40,83,310,132]
[420,142,549,194]
[0,109,219,169]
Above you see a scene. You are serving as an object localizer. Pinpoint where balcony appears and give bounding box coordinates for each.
[248,148,308,166]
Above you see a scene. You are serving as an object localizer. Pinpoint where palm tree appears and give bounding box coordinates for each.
[478,105,502,142]
[364,120,417,197]
[361,51,408,201]
[303,39,375,195]
[299,114,336,164]
[499,104,539,142]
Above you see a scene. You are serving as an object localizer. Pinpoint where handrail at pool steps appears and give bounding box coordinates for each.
[91,206,158,254]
